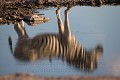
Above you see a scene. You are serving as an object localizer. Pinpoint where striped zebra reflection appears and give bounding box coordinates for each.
[9,7,103,72]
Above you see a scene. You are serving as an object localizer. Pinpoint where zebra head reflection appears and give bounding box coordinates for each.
[9,7,103,72]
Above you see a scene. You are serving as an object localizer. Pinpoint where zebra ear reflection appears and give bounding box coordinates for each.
[94,44,103,61]
[95,44,103,54]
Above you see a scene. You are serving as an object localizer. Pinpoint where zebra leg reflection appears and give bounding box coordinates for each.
[56,7,64,39]
[14,20,28,39]
[8,20,28,55]
[64,7,71,39]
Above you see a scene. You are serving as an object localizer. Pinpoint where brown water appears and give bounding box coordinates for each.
[0,6,120,76]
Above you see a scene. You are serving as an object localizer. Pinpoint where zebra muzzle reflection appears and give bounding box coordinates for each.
[9,7,103,72]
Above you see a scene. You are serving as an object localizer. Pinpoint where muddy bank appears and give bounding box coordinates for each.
[0,73,120,80]
[0,0,120,25]
[0,1,49,25]
[0,1,35,24]
[37,0,120,7]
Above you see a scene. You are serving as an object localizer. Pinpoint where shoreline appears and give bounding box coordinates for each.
[0,0,120,25]
[0,73,120,80]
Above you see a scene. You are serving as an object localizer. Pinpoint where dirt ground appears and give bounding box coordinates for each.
[0,73,120,80]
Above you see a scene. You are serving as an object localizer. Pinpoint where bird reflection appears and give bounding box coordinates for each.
[9,7,103,72]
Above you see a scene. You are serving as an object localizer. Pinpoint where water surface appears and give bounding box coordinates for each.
[0,6,120,76]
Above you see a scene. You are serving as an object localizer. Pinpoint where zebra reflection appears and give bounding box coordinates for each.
[9,7,103,72]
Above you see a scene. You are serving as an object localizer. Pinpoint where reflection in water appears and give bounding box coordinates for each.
[9,7,103,72]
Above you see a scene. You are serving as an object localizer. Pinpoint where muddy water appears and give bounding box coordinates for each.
[0,6,120,76]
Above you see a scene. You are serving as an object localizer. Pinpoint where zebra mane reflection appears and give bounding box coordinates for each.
[10,7,103,72]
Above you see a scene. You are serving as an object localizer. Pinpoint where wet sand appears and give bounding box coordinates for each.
[0,73,120,80]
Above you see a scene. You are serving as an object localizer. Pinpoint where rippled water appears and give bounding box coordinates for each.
[0,6,120,76]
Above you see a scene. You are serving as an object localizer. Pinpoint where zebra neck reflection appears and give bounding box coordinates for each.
[11,7,103,72]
